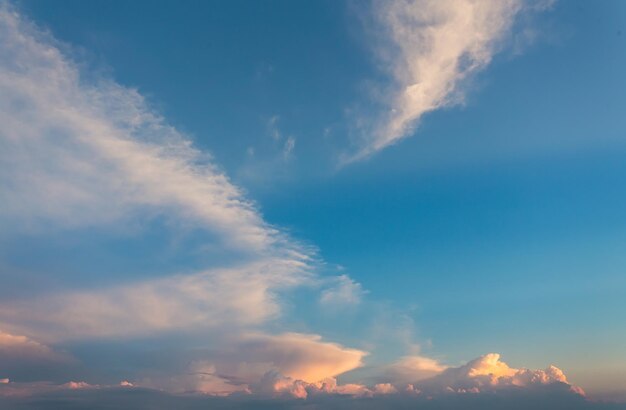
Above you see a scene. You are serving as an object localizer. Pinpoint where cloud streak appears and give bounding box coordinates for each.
[0,7,371,400]
[0,4,614,410]
[0,260,311,342]
[0,4,291,255]
[349,0,551,161]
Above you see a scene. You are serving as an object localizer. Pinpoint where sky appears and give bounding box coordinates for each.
[1,0,626,408]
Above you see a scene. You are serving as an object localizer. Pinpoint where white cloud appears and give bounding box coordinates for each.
[0,5,288,255]
[320,275,367,306]
[235,333,367,383]
[267,115,282,140]
[0,7,588,408]
[137,332,367,395]
[417,353,585,395]
[350,0,552,161]
[0,259,311,341]
[385,354,448,384]
[0,7,372,389]
[0,3,325,340]
[283,136,296,159]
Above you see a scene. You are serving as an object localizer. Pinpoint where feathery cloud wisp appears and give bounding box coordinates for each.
[349,0,551,161]
[0,7,366,395]
[0,5,288,255]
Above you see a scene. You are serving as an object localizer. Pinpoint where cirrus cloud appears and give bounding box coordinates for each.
[348,0,553,161]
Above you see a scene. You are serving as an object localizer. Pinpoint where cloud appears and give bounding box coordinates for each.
[0,259,311,341]
[0,331,74,381]
[0,385,607,410]
[255,371,371,399]
[0,4,289,255]
[0,354,608,409]
[235,333,367,383]
[140,365,249,397]
[62,381,95,390]
[0,5,611,410]
[134,332,367,395]
[283,136,296,159]
[417,353,585,395]
[0,6,370,395]
[0,330,74,375]
[267,115,282,140]
[247,352,585,400]
[320,275,367,306]
[384,354,448,384]
[0,2,321,342]
[0,331,63,360]
[162,352,582,400]
[349,0,552,161]
[262,114,296,160]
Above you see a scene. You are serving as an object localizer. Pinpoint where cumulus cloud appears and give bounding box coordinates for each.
[62,381,95,390]
[0,354,601,409]
[0,385,602,410]
[244,352,584,400]
[255,371,373,399]
[417,353,585,395]
[148,352,583,400]
[350,0,552,161]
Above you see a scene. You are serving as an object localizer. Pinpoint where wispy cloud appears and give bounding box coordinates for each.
[283,136,296,159]
[0,260,311,341]
[320,275,367,307]
[0,3,361,390]
[0,4,604,409]
[347,0,552,162]
[0,5,289,255]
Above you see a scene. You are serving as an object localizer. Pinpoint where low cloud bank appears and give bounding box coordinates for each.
[1,352,592,406]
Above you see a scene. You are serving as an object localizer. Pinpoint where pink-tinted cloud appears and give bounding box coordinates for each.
[137,332,367,395]
[0,330,74,380]
[0,260,311,342]
[62,381,95,390]
[417,353,585,395]
[384,354,448,384]
[250,352,584,400]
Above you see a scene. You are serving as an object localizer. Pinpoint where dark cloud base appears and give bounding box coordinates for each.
[1,387,625,410]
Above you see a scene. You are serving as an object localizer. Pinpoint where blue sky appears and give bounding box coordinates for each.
[1,0,626,407]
